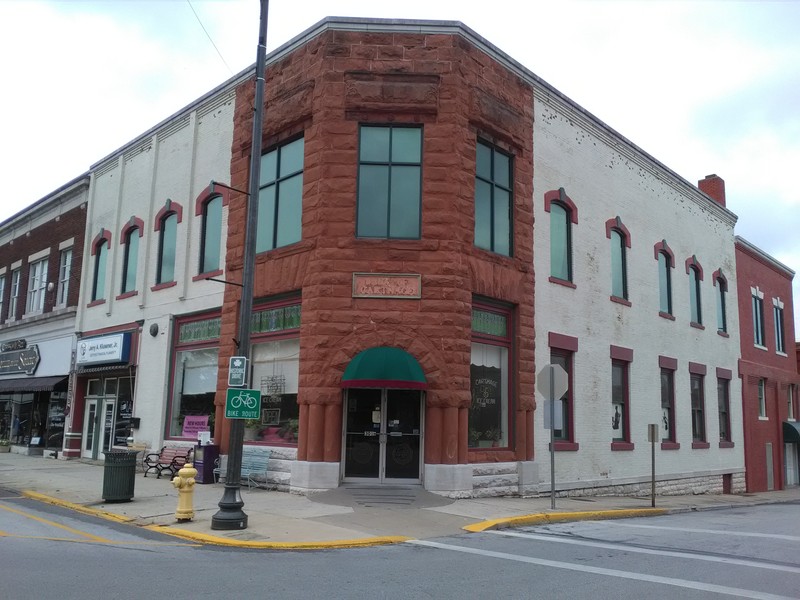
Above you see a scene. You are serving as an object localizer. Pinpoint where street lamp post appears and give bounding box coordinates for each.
[211,0,269,531]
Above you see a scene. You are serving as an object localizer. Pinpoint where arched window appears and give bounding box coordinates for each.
[550,202,571,281]
[91,232,110,302]
[122,227,140,294]
[157,212,178,285]
[689,265,702,325]
[713,270,727,333]
[658,252,672,314]
[200,195,222,274]
[610,229,627,300]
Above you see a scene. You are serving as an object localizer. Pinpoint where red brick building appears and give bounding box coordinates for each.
[735,236,800,490]
[215,20,535,494]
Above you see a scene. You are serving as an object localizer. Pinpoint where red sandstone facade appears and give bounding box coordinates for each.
[735,236,800,491]
[216,24,535,493]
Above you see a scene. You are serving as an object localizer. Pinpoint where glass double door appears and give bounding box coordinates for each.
[344,389,422,482]
[82,397,115,460]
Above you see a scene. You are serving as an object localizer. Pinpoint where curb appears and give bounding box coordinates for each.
[462,508,668,533]
[22,491,136,524]
[146,525,411,550]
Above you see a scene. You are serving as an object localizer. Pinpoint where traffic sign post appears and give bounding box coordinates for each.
[225,388,261,420]
[537,363,569,510]
[228,356,248,387]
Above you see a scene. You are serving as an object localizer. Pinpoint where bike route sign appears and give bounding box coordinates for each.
[225,388,261,420]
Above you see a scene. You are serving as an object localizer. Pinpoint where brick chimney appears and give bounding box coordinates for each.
[698,174,726,207]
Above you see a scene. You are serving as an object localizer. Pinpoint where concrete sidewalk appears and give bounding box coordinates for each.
[2,452,797,549]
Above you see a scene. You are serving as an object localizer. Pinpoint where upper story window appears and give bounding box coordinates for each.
[122,227,140,294]
[357,126,421,240]
[546,188,577,283]
[773,298,786,354]
[56,249,72,308]
[9,268,21,319]
[758,378,767,418]
[91,235,110,302]
[714,271,727,334]
[474,141,512,256]
[655,241,674,317]
[26,257,48,314]
[606,217,630,301]
[752,287,765,347]
[200,195,222,273]
[0,275,5,322]
[686,256,703,326]
[157,212,177,285]
[257,136,304,252]
[789,385,796,421]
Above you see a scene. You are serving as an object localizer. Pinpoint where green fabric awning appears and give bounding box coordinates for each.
[341,346,427,389]
[783,421,800,444]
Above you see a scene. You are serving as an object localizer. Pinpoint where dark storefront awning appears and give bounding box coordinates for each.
[341,346,427,390]
[783,421,800,444]
[0,376,68,393]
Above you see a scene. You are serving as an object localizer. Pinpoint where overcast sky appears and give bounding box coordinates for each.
[1,0,798,337]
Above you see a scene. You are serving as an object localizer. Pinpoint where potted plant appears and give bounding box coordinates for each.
[0,439,10,453]
[278,418,299,442]
[243,419,262,441]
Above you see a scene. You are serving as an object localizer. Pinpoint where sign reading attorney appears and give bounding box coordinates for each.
[0,344,40,375]
[76,333,132,366]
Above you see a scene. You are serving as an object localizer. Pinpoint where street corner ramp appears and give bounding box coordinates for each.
[0,487,23,499]
[463,507,669,533]
[308,485,455,509]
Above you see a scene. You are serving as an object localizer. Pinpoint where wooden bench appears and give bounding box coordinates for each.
[213,447,272,489]
[143,446,193,479]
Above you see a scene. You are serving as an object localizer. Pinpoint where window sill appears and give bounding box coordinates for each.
[690,322,705,330]
[549,276,576,289]
[610,296,631,307]
[758,416,769,421]
[151,281,177,292]
[116,291,138,301]
[718,441,735,448]
[717,330,729,338]
[776,350,788,357]
[550,441,579,452]
[659,311,675,321]
[691,441,710,449]
[193,269,223,282]
[86,299,106,308]
[660,441,680,450]
[754,343,768,352]
[611,441,634,451]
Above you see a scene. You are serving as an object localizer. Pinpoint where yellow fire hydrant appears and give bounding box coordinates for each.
[172,462,197,522]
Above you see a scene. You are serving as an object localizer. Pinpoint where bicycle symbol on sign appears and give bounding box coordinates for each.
[230,393,258,410]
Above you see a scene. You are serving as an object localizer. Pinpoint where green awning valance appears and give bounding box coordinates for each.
[341,346,427,389]
[783,421,800,443]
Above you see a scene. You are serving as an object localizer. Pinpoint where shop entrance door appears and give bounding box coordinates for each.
[81,399,115,460]
[343,389,422,483]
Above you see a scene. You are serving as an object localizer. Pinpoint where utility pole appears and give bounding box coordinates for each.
[211,0,269,531]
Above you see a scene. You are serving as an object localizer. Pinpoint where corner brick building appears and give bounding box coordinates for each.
[216,20,535,494]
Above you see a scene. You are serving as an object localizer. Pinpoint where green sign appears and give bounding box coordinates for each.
[225,388,261,420]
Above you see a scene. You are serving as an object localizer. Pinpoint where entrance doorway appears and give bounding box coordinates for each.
[343,388,422,483]
[82,398,115,459]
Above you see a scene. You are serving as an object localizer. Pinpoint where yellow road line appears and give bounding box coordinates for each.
[0,502,112,543]
[20,491,134,523]
[0,531,198,546]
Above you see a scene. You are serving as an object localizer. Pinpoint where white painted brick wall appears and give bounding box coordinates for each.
[531,93,745,494]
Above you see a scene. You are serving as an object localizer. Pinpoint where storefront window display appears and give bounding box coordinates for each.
[250,338,299,445]
[469,305,511,449]
[168,315,221,439]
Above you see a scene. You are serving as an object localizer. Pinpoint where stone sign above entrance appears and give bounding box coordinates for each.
[352,273,421,299]
[0,344,40,375]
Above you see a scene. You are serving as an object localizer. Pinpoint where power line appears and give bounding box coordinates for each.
[186,0,233,75]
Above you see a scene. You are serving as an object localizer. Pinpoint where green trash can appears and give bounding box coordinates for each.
[102,450,138,502]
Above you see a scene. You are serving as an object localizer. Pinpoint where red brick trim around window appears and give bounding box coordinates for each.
[90,229,112,255]
[605,216,631,248]
[689,361,707,375]
[611,441,634,451]
[120,216,144,242]
[610,345,633,362]
[150,281,177,292]
[548,332,578,352]
[653,239,675,265]
[549,276,576,289]
[153,199,184,230]
[610,296,632,307]
[552,441,579,451]
[661,441,680,450]
[712,268,727,288]
[692,441,711,449]
[194,186,231,216]
[115,291,138,301]
[192,269,224,282]
[659,311,676,321]
[716,367,733,380]
[684,255,704,279]
[659,355,677,370]
[544,188,579,223]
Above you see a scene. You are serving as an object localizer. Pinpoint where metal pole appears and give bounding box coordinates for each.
[211,0,269,531]
[549,365,555,510]
[651,429,656,508]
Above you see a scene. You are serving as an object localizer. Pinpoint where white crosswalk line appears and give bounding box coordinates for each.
[407,539,798,600]
[611,521,800,542]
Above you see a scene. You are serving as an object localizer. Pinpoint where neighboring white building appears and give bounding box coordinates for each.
[532,87,745,495]
[63,75,246,460]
